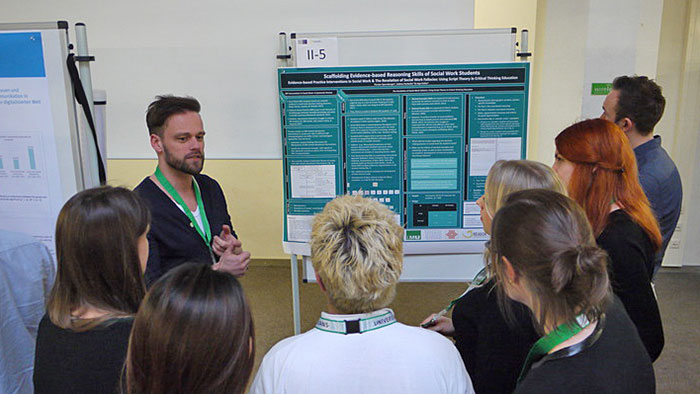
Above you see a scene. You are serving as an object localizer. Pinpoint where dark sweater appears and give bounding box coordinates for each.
[33,315,133,394]
[596,210,664,361]
[514,297,655,394]
[135,174,234,285]
[452,279,539,394]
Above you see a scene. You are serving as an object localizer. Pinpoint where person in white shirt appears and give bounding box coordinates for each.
[251,195,474,394]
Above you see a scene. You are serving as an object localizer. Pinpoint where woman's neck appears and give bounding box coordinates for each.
[71,304,112,320]
[543,316,598,354]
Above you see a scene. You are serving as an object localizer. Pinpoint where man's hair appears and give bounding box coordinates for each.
[612,75,665,135]
[48,186,149,331]
[125,263,255,394]
[311,195,403,314]
[146,95,201,136]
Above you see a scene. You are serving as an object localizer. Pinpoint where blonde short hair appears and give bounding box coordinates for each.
[311,195,403,314]
[483,160,567,217]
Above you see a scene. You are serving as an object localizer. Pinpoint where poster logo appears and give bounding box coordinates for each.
[406,230,422,240]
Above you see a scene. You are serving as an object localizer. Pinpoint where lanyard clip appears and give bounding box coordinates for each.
[344,319,361,334]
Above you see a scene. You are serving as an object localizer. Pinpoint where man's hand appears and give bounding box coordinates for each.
[212,240,251,277]
[212,225,242,256]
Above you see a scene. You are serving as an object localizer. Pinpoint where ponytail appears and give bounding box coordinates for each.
[551,245,612,322]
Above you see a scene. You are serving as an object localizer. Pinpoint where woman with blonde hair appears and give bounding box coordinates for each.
[33,186,150,394]
[491,189,654,393]
[553,118,663,360]
[424,160,567,394]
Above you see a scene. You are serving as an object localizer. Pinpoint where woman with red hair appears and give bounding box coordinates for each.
[553,118,663,361]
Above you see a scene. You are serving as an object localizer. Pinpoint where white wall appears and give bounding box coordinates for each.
[660,0,700,266]
[580,0,663,117]
[530,0,591,163]
[4,0,474,159]
[531,0,665,164]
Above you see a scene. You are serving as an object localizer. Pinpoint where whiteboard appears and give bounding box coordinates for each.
[289,28,516,66]
[282,29,526,282]
[0,22,83,254]
[2,0,474,160]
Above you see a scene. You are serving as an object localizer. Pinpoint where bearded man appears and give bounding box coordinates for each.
[135,95,250,284]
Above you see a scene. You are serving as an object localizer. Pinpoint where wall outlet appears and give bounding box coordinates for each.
[670,239,681,249]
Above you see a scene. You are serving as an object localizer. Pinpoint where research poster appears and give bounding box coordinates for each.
[0,30,76,254]
[279,63,529,254]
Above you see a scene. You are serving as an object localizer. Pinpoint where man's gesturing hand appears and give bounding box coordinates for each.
[213,240,251,277]
[212,225,242,256]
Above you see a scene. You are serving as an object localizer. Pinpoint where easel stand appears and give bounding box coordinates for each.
[290,255,301,335]
[278,27,531,337]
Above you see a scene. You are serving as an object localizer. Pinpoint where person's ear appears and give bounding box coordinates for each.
[315,272,327,292]
[503,256,519,284]
[617,117,634,133]
[150,134,163,153]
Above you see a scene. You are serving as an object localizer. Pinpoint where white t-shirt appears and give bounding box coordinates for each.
[251,308,474,394]
[165,178,205,234]
[174,200,205,234]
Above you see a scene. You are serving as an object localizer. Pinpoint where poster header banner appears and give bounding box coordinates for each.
[280,65,526,89]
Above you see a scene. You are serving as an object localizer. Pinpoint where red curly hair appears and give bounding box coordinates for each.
[555,118,661,250]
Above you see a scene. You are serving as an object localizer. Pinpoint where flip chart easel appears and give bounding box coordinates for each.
[0,21,100,254]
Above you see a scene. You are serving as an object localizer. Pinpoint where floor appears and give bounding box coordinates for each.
[239,262,700,392]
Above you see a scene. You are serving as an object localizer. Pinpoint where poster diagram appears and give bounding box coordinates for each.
[0,133,51,216]
[279,63,529,253]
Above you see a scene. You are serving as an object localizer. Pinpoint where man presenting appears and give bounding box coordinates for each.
[251,195,474,394]
[135,95,250,283]
[601,76,682,277]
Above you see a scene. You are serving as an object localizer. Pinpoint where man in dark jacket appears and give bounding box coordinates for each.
[135,95,250,284]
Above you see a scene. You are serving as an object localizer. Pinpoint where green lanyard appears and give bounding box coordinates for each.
[517,314,590,383]
[154,166,212,248]
[421,267,488,328]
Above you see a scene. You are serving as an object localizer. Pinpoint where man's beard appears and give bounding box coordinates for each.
[163,147,204,175]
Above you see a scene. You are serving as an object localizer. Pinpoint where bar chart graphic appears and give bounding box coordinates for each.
[28,146,36,169]
[0,132,51,217]
[0,135,43,172]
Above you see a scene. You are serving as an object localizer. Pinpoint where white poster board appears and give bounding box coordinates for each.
[0,22,83,254]
[277,29,527,282]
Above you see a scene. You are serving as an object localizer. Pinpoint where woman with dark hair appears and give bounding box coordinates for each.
[33,186,150,394]
[553,118,664,361]
[125,263,255,394]
[491,189,654,393]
